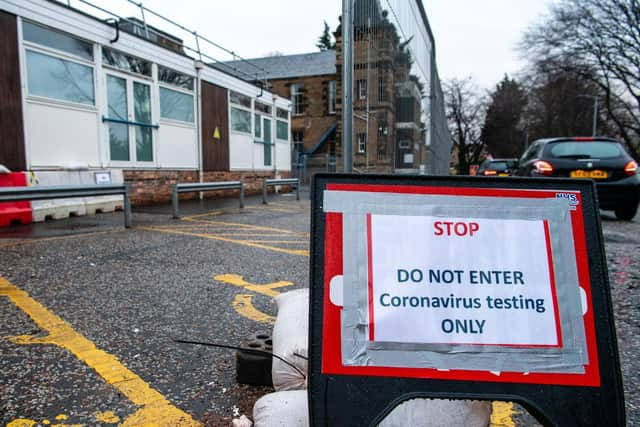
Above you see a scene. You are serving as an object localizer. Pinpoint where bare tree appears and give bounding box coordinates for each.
[520,0,640,158]
[444,78,486,175]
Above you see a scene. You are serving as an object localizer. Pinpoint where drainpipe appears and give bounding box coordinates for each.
[195,60,204,197]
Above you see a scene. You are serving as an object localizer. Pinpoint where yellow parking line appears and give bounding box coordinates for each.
[243,240,306,244]
[181,218,310,237]
[215,274,293,297]
[180,210,223,220]
[0,229,124,248]
[231,294,275,325]
[139,226,309,257]
[0,276,200,426]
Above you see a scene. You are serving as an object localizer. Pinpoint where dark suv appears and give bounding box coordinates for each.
[515,137,639,220]
[477,158,518,176]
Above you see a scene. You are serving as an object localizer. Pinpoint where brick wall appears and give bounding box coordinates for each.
[269,75,337,153]
[123,170,290,205]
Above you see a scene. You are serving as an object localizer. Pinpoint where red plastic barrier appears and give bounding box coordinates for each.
[0,172,32,227]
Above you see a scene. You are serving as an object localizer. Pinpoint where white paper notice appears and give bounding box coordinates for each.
[368,214,561,347]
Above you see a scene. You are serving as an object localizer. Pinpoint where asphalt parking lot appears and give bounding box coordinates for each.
[0,188,638,426]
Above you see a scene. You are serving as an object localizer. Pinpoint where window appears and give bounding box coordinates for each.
[23,21,95,106]
[277,120,288,140]
[378,73,388,102]
[262,117,272,167]
[254,113,261,138]
[276,108,289,120]
[230,91,251,108]
[358,79,367,99]
[328,80,336,114]
[292,129,304,144]
[291,84,304,115]
[358,133,366,153]
[103,48,151,77]
[230,91,252,133]
[158,65,194,90]
[230,107,251,133]
[159,87,194,123]
[255,101,272,115]
[23,21,93,60]
[26,50,94,105]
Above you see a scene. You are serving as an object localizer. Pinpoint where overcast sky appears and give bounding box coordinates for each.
[80,0,555,90]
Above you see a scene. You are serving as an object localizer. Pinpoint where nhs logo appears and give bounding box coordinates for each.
[555,192,579,210]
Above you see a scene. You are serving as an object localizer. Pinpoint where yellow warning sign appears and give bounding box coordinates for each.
[213,127,220,140]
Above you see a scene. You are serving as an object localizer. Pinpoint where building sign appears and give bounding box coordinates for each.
[309,175,625,427]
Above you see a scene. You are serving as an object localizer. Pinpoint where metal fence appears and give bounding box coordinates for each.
[341,0,451,175]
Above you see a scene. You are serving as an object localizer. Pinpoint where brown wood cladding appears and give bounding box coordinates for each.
[0,11,26,171]
[201,81,229,171]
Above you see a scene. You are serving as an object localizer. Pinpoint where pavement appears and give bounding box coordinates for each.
[0,187,637,426]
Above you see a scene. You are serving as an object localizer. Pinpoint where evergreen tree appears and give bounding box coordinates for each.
[316,21,335,51]
[481,75,527,158]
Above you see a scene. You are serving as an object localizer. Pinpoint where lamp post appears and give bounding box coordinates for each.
[579,95,599,136]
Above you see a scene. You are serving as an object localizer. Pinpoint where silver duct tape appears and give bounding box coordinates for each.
[325,189,588,373]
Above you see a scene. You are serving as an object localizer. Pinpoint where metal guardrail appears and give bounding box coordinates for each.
[0,184,132,228]
[172,181,244,218]
[262,178,300,204]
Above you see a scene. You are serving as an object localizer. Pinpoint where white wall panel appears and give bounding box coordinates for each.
[26,101,100,167]
[229,133,253,170]
[157,123,197,168]
[276,141,291,171]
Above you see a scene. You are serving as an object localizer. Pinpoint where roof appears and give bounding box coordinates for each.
[218,50,336,81]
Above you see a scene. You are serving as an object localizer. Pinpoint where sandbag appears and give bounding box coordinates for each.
[272,289,309,390]
[378,398,491,427]
[253,390,308,427]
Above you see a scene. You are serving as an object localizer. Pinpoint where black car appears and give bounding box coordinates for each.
[476,158,518,176]
[515,137,639,220]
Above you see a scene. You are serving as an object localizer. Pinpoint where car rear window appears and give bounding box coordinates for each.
[547,141,623,159]
[489,161,508,170]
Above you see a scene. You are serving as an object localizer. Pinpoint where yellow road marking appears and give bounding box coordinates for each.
[139,226,309,257]
[490,401,516,427]
[215,274,293,297]
[181,217,309,237]
[232,294,275,324]
[95,411,120,424]
[0,276,201,426]
[243,240,307,244]
[0,229,124,248]
[181,210,223,220]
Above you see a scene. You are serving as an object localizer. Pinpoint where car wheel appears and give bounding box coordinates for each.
[614,204,638,221]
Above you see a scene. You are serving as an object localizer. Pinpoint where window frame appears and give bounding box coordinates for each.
[104,70,156,165]
[102,47,153,80]
[229,90,253,135]
[22,27,97,109]
[358,79,367,100]
[290,83,305,116]
[357,133,367,153]
[158,84,195,125]
[328,80,337,114]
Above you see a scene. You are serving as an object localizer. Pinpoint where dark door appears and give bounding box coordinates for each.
[0,11,26,171]
[201,81,229,171]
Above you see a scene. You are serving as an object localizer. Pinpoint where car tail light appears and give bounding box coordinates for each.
[483,170,497,176]
[572,137,594,142]
[624,160,638,176]
[534,160,554,176]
